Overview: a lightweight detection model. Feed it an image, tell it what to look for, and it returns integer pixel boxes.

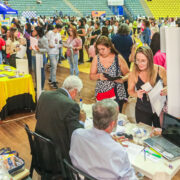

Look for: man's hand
[79,110,86,122]
[112,135,129,147]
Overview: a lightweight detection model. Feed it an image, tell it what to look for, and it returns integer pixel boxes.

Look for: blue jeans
[67,54,79,76]
[0,51,2,64]
[59,47,63,60]
[32,54,46,90]
[49,54,59,82]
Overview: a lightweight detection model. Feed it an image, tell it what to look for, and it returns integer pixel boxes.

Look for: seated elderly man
[35,75,84,177]
[70,99,137,180]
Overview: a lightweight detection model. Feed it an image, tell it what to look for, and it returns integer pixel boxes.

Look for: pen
[144,149,146,161]
[149,147,162,156]
[145,150,161,158]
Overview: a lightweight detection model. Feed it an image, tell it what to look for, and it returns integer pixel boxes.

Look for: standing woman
[77,19,86,64]
[112,23,133,68]
[90,36,129,112]
[150,32,166,69]
[128,46,167,127]
[64,27,82,76]
[141,20,151,46]
[6,27,20,67]
[24,23,32,72]
[30,26,48,90]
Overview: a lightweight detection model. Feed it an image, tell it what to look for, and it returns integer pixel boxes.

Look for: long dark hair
[101,27,109,37]
[35,26,44,38]
[150,32,160,55]
[13,22,22,33]
[95,36,118,55]
[78,19,84,29]
[46,24,54,34]
[25,23,32,34]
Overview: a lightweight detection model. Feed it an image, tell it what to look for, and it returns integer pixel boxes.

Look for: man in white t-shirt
[47,24,62,89]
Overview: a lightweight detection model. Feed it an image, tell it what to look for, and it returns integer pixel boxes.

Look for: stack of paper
[148,80,166,116]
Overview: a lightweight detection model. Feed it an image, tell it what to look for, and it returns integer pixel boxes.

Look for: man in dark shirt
[35,75,84,176]
[112,23,133,68]
[87,22,101,62]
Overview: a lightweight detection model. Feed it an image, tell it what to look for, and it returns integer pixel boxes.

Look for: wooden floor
[0,65,180,180]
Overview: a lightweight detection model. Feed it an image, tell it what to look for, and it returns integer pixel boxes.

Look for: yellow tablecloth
[0,65,36,112]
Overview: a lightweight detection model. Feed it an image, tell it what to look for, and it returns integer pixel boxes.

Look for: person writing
[70,99,137,180]
[35,75,85,178]
[128,46,167,127]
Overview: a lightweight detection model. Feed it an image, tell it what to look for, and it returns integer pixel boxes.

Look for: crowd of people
[0,14,172,125]
[1,14,174,179]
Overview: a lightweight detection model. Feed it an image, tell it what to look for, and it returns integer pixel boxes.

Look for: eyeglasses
[135,59,147,65]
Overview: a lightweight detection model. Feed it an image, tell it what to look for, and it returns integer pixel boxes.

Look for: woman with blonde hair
[90,36,129,112]
[128,46,167,127]
[64,27,82,76]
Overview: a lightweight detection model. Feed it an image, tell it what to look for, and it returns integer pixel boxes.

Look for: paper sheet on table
[148,80,166,116]
[16,45,27,59]
[30,36,38,50]
[123,141,144,163]
[84,117,93,129]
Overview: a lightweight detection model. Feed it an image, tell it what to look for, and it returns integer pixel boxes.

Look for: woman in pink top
[150,32,166,69]
[64,27,82,76]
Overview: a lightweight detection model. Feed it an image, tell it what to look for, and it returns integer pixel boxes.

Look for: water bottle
[79,98,83,109]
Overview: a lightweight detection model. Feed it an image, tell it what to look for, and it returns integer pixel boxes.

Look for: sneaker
[48,79,52,84]
[51,82,58,89]
[60,56,66,60]
[49,80,59,85]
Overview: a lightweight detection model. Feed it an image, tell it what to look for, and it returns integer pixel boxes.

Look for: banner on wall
[91,11,106,17]
[108,0,124,6]
[0,19,9,26]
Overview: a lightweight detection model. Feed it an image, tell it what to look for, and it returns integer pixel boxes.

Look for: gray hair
[117,23,130,35]
[62,75,83,92]
[93,99,119,130]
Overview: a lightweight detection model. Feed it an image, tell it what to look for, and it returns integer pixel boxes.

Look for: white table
[83,103,180,180]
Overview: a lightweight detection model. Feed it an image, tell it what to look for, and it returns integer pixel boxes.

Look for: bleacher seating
[146,0,180,19]
[69,0,113,17]
[124,0,146,18]
[7,0,77,17]
[7,0,113,17]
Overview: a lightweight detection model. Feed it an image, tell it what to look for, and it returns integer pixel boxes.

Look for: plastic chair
[24,124,66,180]
[63,159,97,180]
